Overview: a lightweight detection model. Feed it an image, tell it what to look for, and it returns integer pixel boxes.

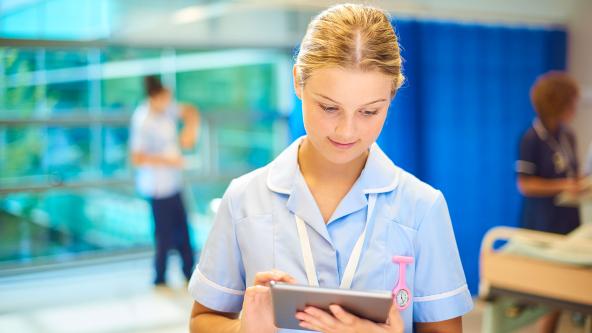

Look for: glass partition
[0,46,292,271]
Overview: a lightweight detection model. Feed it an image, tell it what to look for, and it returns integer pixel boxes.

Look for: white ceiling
[0,0,587,47]
[109,0,587,48]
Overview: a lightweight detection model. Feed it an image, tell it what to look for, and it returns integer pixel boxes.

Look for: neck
[540,118,560,135]
[147,100,161,114]
[298,137,368,184]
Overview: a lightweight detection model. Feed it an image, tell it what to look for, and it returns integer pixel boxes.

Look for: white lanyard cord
[295,212,319,286]
[295,193,377,289]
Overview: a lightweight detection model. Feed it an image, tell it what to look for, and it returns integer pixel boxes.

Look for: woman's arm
[415,317,462,333]
[179,104,200,149]
[517,175,577,197]
[190,301,240,333]
[190,271,296,333]
[131,151,183,167]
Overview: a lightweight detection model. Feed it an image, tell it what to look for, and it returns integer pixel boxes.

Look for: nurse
[516,71,583,235]
[189,4,473,333]
[516,72,584,333]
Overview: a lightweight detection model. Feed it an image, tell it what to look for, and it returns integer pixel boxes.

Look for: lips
[328,138,357,149]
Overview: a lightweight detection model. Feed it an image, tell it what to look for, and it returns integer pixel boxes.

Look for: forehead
[305,67,392,103]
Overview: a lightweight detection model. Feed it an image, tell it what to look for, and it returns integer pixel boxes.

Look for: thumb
[387,303,403,327]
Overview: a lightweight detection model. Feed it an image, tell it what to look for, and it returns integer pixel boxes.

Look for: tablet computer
[270,282,393,331]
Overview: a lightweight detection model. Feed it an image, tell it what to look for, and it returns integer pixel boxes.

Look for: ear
[293,65,302,100]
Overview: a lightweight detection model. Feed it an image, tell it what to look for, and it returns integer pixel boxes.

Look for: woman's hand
[296,302,404,333]
[239,270,296,333]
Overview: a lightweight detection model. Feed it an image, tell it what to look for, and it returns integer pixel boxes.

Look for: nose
[334,113,356,141]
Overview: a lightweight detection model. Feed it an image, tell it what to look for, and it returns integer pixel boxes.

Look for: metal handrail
[0,109,286,127]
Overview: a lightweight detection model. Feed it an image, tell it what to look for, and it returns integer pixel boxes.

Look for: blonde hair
[295,3,405,96]
[530,71,580,123]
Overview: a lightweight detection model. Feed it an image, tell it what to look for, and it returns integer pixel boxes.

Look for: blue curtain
[290,20,567,295]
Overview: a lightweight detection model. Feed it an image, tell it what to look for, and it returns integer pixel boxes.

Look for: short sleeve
[516,132,538,176]
[188,181,246,313]
[412,192,473,322]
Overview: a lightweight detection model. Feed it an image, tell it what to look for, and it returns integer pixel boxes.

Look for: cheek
[360,114,387,140]
[302,104,331,134]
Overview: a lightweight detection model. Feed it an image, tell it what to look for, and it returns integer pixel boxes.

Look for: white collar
[266,136,400,195]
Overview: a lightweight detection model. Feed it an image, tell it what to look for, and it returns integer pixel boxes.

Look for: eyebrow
[314,93,387,107]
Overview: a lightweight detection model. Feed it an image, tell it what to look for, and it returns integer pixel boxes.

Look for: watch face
[396,289,409,307]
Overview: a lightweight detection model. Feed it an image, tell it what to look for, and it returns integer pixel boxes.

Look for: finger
[244,285,272,310]
[271,269,297,284]
[329,304,357,326]
[244,285,270,300]
[298,320,319,332]
[295,310,329,332]
[387,303,404,328]
[254,270,296,286]
[304,306,339,329]
[253,271,278,286]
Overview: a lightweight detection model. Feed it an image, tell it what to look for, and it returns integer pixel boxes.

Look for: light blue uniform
[130,101,182,199]
[189,137,473,332]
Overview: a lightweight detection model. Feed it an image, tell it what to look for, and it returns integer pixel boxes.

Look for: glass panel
[101,126,129,176]
[101,77,144,112]
[1,86,44,118]
[2,127,45,180]
[0,183,226,266]
[46,81,90,113]
[44,49,89,70]
[177,63,280,174]
[44,127,92,181]
[176,64,277,110]
[1,48,39,75]
[0,187,151,265]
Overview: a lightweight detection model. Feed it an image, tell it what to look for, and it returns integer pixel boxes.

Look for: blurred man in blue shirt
[130,75,200,286]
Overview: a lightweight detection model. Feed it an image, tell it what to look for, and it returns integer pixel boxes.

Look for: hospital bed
[479,224,592,333]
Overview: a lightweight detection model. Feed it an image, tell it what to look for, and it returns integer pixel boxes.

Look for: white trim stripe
[516,160,536,174]
[196,267,245,296]
[414,284,469,302]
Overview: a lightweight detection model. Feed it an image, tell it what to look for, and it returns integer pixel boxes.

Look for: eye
[319,103,339,113]
[361,109,379,116]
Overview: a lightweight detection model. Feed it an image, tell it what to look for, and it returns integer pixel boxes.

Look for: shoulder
[397,168,442,209]
[227,167,269,197]
[382,166,443,231]
[224,165,273,220]
[518,127,541,154]
[131,104,150,127]
[521,126,538,144]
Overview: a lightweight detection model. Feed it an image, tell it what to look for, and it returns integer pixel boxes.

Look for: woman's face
[294,66,392,165]
[559,98,578,124]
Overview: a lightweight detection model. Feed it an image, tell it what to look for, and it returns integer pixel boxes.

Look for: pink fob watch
[391,256,414,310]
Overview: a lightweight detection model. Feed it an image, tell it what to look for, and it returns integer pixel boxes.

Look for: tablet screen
[270,282,393,331]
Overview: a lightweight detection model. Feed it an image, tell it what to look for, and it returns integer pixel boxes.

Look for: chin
[321,145,367,165]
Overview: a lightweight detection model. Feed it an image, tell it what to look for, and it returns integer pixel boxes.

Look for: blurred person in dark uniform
[515,71,585,333]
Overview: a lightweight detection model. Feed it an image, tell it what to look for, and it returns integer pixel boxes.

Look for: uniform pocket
[384,220,417,291]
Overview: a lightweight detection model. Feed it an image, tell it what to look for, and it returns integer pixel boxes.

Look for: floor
[0,256,585,333]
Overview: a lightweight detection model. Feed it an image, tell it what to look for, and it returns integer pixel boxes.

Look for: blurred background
[1,0,591,332]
